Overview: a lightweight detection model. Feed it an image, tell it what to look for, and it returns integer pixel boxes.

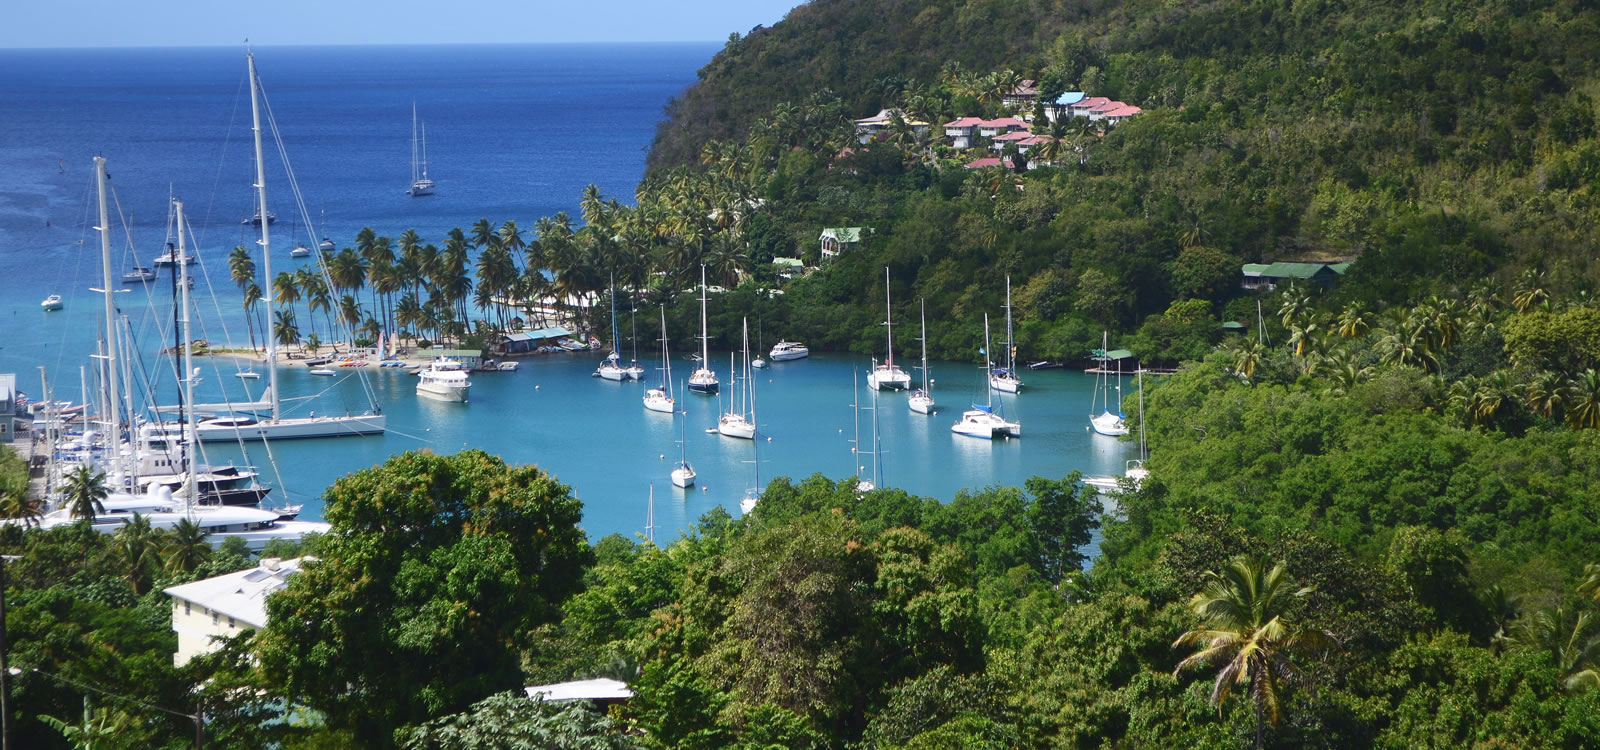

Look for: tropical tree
[114,513,165,595]
[241,282,263,353]
[1512,269,1550,313]
[1227,338,1265,381]
[1173,556,1334,749]
[1565,369,1600,429]
[0,487,41,528]
[62,464,108,520]
[1577,562,1600,603]
[1516,606,1600,692]
[163,517,212,575]
[304,332,322,357]
[1335,303,1371,338]
[273,309,300,347]
[227,245,256,291]
[1526,370,1567,419]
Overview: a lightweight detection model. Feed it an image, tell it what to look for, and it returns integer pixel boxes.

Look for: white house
[819,227,865,259]
[1002,79,1039,109]
[978,117,1028,138]
[163,557,306,666]
[943,117,984,148]
[1099,104,1144,125]
[1048,91,1085,121]
[1069,96,1111,118]
[854,109,929,145]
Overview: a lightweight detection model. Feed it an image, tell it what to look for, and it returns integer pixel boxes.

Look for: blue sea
[0,45,1137,543]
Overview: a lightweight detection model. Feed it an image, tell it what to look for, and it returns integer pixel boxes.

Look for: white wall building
[164,557,306,666]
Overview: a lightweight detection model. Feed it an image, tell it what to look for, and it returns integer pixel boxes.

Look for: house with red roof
[1002,79,1038,109]
[963,156,1013,169]
[1069,97,1111,118]
[978,117,1029,137]
[1099,104,1143,124]
[944,117,985,148]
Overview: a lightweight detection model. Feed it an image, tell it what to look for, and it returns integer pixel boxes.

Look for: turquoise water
[203,353,1138,540]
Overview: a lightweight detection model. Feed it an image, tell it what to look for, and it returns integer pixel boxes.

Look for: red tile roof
[1089,100,1125,113]
[944,117,985,128]
[980,117,1029,129]
[992,131,1034,141]
[1072,97,1111,110]
[963,157,1005,168]
[1100,105,1143,117]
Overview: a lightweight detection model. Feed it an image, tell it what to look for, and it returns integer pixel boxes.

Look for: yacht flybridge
[416,357,471,402]
[769,340,809,361]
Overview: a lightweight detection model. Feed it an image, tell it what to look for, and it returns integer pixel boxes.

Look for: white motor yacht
[40,294,63,311]
[416,357,471,402]
[33,489,329,552]
[769,341,809,361]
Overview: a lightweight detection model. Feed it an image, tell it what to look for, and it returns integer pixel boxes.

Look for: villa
[164,557,305,666]
[1241,261,1351,291]
[820,227,866,259]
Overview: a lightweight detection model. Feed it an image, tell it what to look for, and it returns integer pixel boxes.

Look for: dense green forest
[7,0,1600,746]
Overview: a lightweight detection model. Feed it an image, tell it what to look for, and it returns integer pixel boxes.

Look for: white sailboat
[751,320,769,369]
[951,314,1021,439]
[717,320,757,439]
[153,241,195,267]
[595,276,630,382]
[1126,369,1150,486]
[853,368,882,491]
[407,102,435,197]
[416,357,471,402]
[1089,330,1129,436]
[644,306,676,413]
[688,265,720,394]
[671,392,696,488]
[189,53,386,442]
[739,425,762,516]
[909,298,935,414]
[989,275,1023,393]
[867,267,911,390]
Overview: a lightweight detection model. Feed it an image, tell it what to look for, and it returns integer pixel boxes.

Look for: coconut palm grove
[5,0,1600,746]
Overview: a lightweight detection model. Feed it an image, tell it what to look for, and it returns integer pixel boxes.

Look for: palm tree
[1277,291,1312,329]
[62,464,108,521]
[1511,270,1550,313]
[1526,371,1567,419]
[304,332,321,357]
[227,245,256,291]
[0,488,41,528]
[114,512,164,595]
[1173,555,1334,749]
[1336,303,1371,338]
[273,309,300,347]
[1287,314,1330,358]
[273,271,301,332]
[242,282,264,353]
[1228,338,1265,381]
[163,518,212,575]
[1565,369,1600,429]
[1578,562,1600,603]
[1376,327,1440,373]
[1516,606,1600,692]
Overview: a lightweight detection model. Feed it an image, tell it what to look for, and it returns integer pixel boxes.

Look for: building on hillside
[977,116,1029,138]
[1069,96,1111,118]
[525,678,634,708]
[1002,79,1039,109]
[164,557,306,666]
[963,156,1013,169]
[771,257,806,279]
[820,227,866,260]
[1048,91,1085,121]
[854,109,929,145]
[943,117,985,148]
[1099,104,1144,125]
[1240,262,1351,291]
[990,130,1035,151]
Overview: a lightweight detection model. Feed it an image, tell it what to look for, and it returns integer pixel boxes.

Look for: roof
[505,326,575,342]
[1092,348,1136,360]
[1264,262,1337,279]
[1328,262,1352,274]
[1089,100,1125,113]
[963,157,1006,168]
[1073,97,1111,109]
[1008,79,1038,97]
[1054,91,1085,106]
[771,257,804,267]
[164,557,306,628]
[1101,105,1143,117]
[980,117,1028,129]
[524,678,634,703]
[820,227,863,243]
[944,117,985,128]
[854,108,895,125]
[1241,263,1271,276]
[427,349,481,358]
[1222,321,1246,330]
[992,131,1034,142]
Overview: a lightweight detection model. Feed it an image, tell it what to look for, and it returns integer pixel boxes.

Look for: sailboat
[688,265,720,394]
[643,306,676,413]
[184,52,385,442]
[739,424,762,515]
[1126,368,1150,486]
[717,320,756,439]
[909,299,935,414]
[851,371,874,491]
[951,314,1021,439]
[670,391,696,488]
[1089,331,1129,436]
[989,275,1023,393]
[867,267,911,390]
[407,103,436,197]
[595,276,630,381]
[625,303,646,380]
[751,319,769,369]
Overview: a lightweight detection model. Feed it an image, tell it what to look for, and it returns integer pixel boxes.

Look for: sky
[2,0,803,48]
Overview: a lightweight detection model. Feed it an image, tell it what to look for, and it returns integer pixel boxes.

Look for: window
[227,617,235,628]
[184,601,191,616]
[211,611,218,626]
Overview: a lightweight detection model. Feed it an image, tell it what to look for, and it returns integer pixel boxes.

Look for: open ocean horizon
[0,44,1135,546]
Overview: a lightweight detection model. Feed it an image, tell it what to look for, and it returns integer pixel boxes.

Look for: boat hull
[688,370,719,394]
[909,394,935,414]
[718,415,755,439]
[596,366,628,381]
[867,367,911,390]
[643,392,675,413]
[671,467,696,488]
[769,347,809,361]
[989,375,1022,393]
[417,382,469,402]
[1090,411,1129,436]
[193,414,387,442]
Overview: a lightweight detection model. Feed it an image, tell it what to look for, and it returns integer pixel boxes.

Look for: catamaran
[1089,330,1129,436]
[951,314,1021,439]
[643,306,676,413]
[408,102,436,197]
[717,320,757,439]
[989,275,1023,393]
[867,267,911,390]
[909,298,935,414]
[688,265,720,394]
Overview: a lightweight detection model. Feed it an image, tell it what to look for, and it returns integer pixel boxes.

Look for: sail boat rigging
[644,306,676,413]
[688,265,720,394]
[868,266,911,390]
[951,314,1021,438]
[408,102,435,197]
[595,275,630,381]
[1089,330,1129,436]
[717,319,756,439]
[909,298,935,414]
[671,379,697,488]
[990,275,1023,393]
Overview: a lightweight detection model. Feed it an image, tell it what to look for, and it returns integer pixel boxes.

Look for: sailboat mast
[660,306,672,398]
[1005,275,1015,371]
[420,120,429,181]
[177,200,198,509]
[883,267,894,366]
[93,157,121,472]
[983,314,993,409]
[920,299,930,396]
[1138,368,1147,461]
[699,265,710,363]
[609,273,619,355]
[852,371,862,480]
[248,53,280,422]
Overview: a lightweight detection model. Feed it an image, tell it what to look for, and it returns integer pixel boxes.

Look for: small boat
[752,355,769,370]
[40,294,63,311]
[769,340,809,361]
[153,242,195,267]
[234,369,260,380]
[1089,331,1129,436]
[644,307,677,414]
[318,237,336,252]
[951,315,1020,439]
[867,267,911,390]
[242,210,276,226]
[416,357,471,402]
[990,276,1024,394]
[670,393,696,488]
[122,267,156,283]
[909,299,935,415]
[289,244,311,258]
[717,323,757,439]
[688,265,720,394]
[408,103,436,197]
[1027,360,1063,370]
[309,368,336,377]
